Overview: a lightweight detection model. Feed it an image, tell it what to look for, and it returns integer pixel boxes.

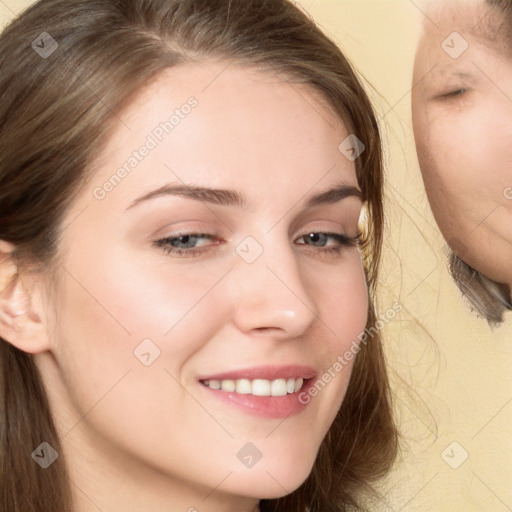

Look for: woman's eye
[440,88,467,99]
[164,234,209,249]
[154,233,220,256]
[296,232,360,256]
[153,231,360,258]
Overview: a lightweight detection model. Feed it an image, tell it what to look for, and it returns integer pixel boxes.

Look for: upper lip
[198,365,317,382]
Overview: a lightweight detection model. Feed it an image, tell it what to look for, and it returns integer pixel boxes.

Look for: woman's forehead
[102,62,347,157]
[82,61,358,217]
[422,0,508,46]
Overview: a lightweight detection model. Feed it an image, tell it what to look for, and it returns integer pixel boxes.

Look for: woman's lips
[197,364,317,382]
[197,365,317,418]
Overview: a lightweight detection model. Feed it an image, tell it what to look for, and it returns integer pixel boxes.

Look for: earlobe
[0,240,51,354]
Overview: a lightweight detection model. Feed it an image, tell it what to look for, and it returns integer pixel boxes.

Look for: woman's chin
[223,459,315,501]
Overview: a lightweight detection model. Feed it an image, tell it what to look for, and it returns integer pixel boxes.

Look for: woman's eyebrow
[425,66,476,87]
[125,182,363,211]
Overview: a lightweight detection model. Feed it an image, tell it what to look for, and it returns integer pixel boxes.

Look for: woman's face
[40,62,368,510]
[412,1,512,288]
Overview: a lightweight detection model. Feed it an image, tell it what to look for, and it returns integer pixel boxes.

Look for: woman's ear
[0,240,52,354]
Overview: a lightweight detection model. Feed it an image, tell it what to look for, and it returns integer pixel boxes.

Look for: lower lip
[198,380,315,419]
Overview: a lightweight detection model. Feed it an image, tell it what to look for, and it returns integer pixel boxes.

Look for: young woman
[412,0,512,325]
[0,1,398,510]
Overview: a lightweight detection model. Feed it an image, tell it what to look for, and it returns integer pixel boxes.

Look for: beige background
[2,1,511,510]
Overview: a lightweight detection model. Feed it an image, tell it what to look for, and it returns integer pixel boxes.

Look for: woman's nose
[229,237,321,340]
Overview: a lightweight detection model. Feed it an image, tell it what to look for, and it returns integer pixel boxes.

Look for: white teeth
[202,377,306,396]
[252,379,271,396]
[209,379,221,390]
[235,379,252,394]
[271,379,287,397]
[221,380,236,392]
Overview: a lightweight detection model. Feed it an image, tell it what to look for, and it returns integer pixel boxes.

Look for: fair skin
[0,61,368,512]
[412,0,512,291]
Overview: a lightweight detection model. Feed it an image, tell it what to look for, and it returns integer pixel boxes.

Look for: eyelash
[441,88,467,99]
[153,231,361,258]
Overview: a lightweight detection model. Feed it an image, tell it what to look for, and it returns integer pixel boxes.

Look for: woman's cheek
[332,253,368,337]
[82,244,223,341]
[311,252,368,364]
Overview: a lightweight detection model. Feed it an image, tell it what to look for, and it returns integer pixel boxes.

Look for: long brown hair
[0,1,398,510]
